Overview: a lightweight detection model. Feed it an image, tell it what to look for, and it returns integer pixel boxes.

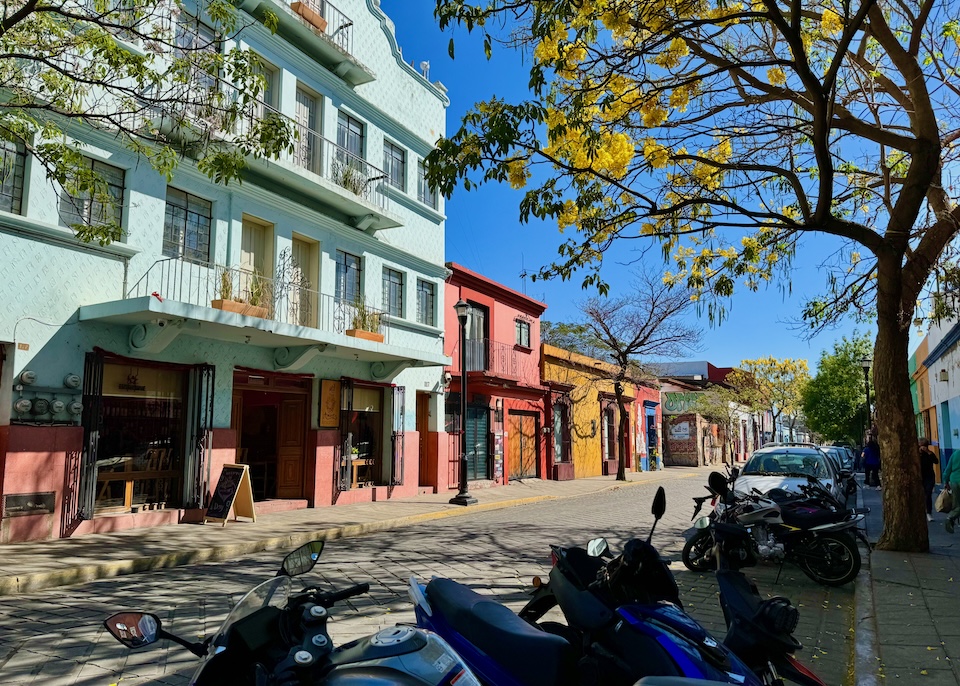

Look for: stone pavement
[0,472,854,685]
[859,483,960,684]
[0,466,708,596]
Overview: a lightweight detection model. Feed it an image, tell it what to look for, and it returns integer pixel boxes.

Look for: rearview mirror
[586,538,609,558]
[104,612,161,649]
[708,471,729,497]
[652,486,666,520]
[731,466,740,479]
[279,540,324,577]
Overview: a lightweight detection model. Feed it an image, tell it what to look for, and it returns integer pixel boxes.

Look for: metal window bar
[391,386,405,485]
[290,0,353,54]
[79,351,105,520]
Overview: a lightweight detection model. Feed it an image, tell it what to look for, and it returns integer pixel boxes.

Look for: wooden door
[277,397,306,498]
[508,412,538,480]
[295,87,319,173]
[417,392,431,486]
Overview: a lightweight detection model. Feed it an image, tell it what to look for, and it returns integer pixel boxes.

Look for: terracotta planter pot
[290,1,328,33]
[211,299,269,319]
[346,328,385,343]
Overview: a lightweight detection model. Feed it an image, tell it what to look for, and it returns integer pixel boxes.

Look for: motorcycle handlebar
[318,583,370,607]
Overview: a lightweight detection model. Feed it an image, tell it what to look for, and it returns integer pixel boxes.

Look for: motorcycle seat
[779,504,843,528]
[426,578,577,686]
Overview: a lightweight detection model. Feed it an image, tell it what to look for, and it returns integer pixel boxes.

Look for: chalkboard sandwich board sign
[204,464,256,526]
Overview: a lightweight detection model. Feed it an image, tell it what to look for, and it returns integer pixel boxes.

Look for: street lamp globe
[454,299,469,324]
[860,356,872,371]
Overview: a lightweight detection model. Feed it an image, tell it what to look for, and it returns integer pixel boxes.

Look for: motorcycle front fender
[772,654,828,686]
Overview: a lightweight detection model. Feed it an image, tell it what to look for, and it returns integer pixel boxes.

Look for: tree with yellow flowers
[429,0,958,551]
[738,357,811,441]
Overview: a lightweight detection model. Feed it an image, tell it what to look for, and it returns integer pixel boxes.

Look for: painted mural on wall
[663,392,701,414]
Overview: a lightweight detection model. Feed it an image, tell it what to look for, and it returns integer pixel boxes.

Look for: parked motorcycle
[410,487,766,686]
[702,473,827,686]
[103,541,482,686]
[682,470,866,586]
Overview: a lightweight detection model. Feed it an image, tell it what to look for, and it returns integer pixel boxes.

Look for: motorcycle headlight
[694,516,712,530]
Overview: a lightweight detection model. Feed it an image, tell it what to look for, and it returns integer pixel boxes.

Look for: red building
[429,263,549,490]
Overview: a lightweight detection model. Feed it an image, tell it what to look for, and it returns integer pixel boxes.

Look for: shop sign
[669,421,691,440]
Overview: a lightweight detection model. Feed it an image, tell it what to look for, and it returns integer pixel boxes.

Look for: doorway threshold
[254,499,309,515]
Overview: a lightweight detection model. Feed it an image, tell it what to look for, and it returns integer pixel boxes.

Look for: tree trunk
[615,382,628,481]
[875,257,928,552]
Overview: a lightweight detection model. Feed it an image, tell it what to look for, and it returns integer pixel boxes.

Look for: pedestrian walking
[862,434,881,489]
[942,453,960,533]
[920,438,939,522]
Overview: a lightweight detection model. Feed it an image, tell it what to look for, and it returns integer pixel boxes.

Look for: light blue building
[0,0,451,541]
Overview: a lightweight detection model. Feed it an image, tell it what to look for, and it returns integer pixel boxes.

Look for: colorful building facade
[435,263,548,490]
[0,0,451,542]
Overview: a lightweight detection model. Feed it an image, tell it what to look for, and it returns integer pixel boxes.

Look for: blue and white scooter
[408,487,765,686]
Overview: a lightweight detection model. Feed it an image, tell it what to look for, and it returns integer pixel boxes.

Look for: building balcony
[235,0,375,85]
[450,338,540,384]
[79,257,447,375]
[154,85,401,232]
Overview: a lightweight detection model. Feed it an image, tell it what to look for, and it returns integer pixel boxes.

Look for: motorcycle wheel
[682,529,716,572]
[797,532,861,586]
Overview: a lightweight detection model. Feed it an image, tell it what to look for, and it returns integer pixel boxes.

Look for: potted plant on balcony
[345,297,384,343]
[332,159,368,196]
[290,1,328,33]
[211,267,269,319]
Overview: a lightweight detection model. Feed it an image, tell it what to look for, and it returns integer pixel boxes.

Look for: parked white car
[735,444,845,504]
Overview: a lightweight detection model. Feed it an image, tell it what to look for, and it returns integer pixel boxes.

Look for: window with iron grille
[382,267,404,317]
[0,140,25,215]
[337,112,365,159]
[174,14,220,98]
[515,319,531,348]
[58,157,125,229]
[335,250,361,303]
[383,141,406,190]
[418,160,437,209]
[416,279,435,326]
[163,187,212,261]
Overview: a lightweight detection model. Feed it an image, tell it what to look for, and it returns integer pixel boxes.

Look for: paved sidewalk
[0,467,709,596]
[860,483,960,684]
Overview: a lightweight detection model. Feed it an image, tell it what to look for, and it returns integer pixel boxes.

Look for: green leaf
[448,37,455,59]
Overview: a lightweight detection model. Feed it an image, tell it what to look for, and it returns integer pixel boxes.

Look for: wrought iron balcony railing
[125,256,389,342]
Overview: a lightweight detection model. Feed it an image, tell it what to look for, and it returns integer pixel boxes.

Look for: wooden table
[351,458,374,488]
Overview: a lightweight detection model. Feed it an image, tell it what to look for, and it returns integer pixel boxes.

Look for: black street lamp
[450,299,477,506]
[861,356,873,433]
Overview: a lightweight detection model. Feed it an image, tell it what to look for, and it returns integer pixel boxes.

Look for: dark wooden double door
[233,374,309,500]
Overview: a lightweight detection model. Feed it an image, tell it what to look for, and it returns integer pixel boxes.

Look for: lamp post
[450,299,477,506]
[860,356,873,434]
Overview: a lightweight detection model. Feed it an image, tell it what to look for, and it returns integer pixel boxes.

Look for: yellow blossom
[506,159,530,189]
[767,67,786,86]
[821,9,843,36]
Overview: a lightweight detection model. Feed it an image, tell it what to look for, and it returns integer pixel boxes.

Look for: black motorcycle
[103,541,482,685]
[682,471,868,586]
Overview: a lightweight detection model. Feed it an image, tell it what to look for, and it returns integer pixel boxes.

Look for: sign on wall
[669,421,691,440]
[319,379,341,428]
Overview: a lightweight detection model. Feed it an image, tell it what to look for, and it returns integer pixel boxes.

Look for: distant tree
[540,321,606,359]
[739,358,811,441]
[802,334,873,443]
[575,270,703,480]
[0,0,292,244]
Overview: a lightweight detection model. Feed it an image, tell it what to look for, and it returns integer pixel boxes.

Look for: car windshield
[742,450,829,479]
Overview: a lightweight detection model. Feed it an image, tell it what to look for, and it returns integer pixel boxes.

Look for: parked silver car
[736,444,845,503]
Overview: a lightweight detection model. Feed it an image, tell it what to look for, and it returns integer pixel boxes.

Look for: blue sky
[380,1,874,370]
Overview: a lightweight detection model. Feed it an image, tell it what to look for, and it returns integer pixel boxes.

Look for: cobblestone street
[0,475,856,685]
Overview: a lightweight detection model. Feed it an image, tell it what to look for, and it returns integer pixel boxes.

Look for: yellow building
[541,344,644,479]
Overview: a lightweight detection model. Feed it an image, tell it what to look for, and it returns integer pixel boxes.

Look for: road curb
[0,471,688,596]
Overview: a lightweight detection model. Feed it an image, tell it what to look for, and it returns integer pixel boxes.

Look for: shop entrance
[233,371,309,501]
[508,411,539,480]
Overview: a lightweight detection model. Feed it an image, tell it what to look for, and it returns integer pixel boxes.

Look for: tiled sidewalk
[861,484,960,685]
[0,467,709,595]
